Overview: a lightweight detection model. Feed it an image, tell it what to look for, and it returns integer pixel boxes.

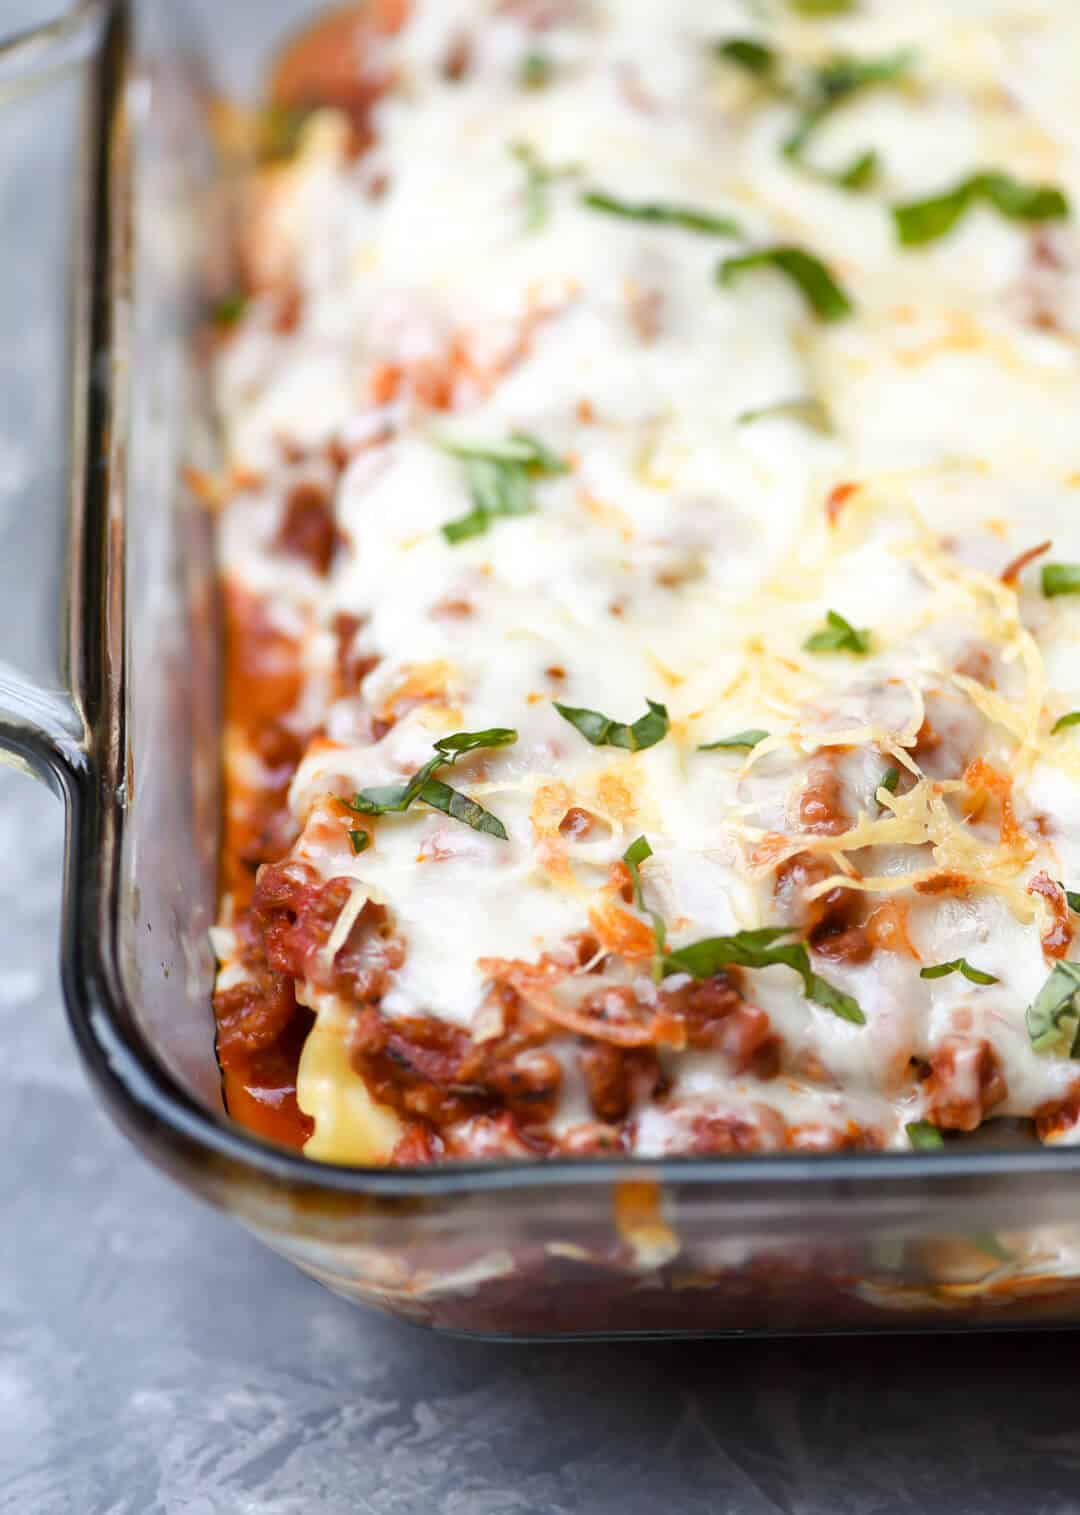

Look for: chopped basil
[348,829,370,856]
[714,37,778,79]
[440,432,567,543]
[348,728,517,841]
[211,292,248,327]
[790,0,857,13]
[879,766,900,796]
[977,172,1069,222]
[719,36,909,190]
[782,145,882,195]
[804,50,914,112]
[906,1120,944,1151]
[348,755,446,816]
[582,190,741,238]
[817,147,879,192]
[554,699,670,752]
[1059,883,1080,914]
[662,927,866,1025]
[717,246,853,321]
[804,609,872,655]
[441,510,491,545]
[699,729,770,752]
[920,958,999,986]
[416,779,510,839]
[520,51,554,89]
[737,395,832,433]
[622,835,653,911]
[510,141,581,231]
[442,434,567,469]
[659,925,788,977]
[783,50,914,185]
[622,835,669,982]
[807,971,866,1023]
[433,727,518,758]
[894,171,1069,248]
[1026,961,1080,1057]
[1052,712,1080,735]
[1042,562,1080,598]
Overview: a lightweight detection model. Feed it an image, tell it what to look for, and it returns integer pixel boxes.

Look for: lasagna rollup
[210,0,1080,1166]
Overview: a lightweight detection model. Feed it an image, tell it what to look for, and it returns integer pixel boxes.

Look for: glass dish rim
[29,0,1080,1207]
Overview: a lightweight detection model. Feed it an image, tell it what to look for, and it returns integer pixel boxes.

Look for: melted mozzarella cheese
[215,0,1080,1164]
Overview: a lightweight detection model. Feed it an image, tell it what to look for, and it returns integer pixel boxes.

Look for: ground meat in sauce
[559,806,595,839]
[1035,1084,1080,1143]
[1028,872,1074,960]
[333,611,380,695]
[220,585,308,906]
[275,480,344,576]
[579,1042,664,1122]
[655,974,782,1077]
[924,1037,1008,1132]
[348,999,561,1131]
[793,757,848,842]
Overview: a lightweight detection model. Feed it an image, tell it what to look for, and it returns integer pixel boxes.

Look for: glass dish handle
[0,2,110,789]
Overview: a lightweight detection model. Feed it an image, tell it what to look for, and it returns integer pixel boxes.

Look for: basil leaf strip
[816,147,878,192]
[714,37,778,78]
[442,434,567,469]
[719,38,909,190]
[441,432,567,543]
[510,141,581,231]
[622,835,669,982]
[622,835,653,912]
[783,50,914,182]
[433,727,518,758]
[894,171,1069,248]
[662,927,794,977]
[807,49,914,110]
[417,779,509,841]
[348,729,517,840]
[582,191,741,238]
[1027,961,1080,1056]
[790,0,857,13]
[349,755,446,816]
[555,699,670,752]
[717,246,853,321]
[662,929,865,1025]
[1052,712,1080,735]
[919,958,999,986]
[804,609,872,655]
[348,829,370,855]
[520,51,553,89]
[737,395,832,433]
[699,729,770,752]
[1042,562,1080,598]
[906,1120,944,1151]
[1059,883,1080,914]
[879,766,900,795]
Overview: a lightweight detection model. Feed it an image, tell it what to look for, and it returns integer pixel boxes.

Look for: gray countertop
[3,3,1080,1511]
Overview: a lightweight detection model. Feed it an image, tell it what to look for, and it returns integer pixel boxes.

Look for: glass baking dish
[8,0,1080,1339]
